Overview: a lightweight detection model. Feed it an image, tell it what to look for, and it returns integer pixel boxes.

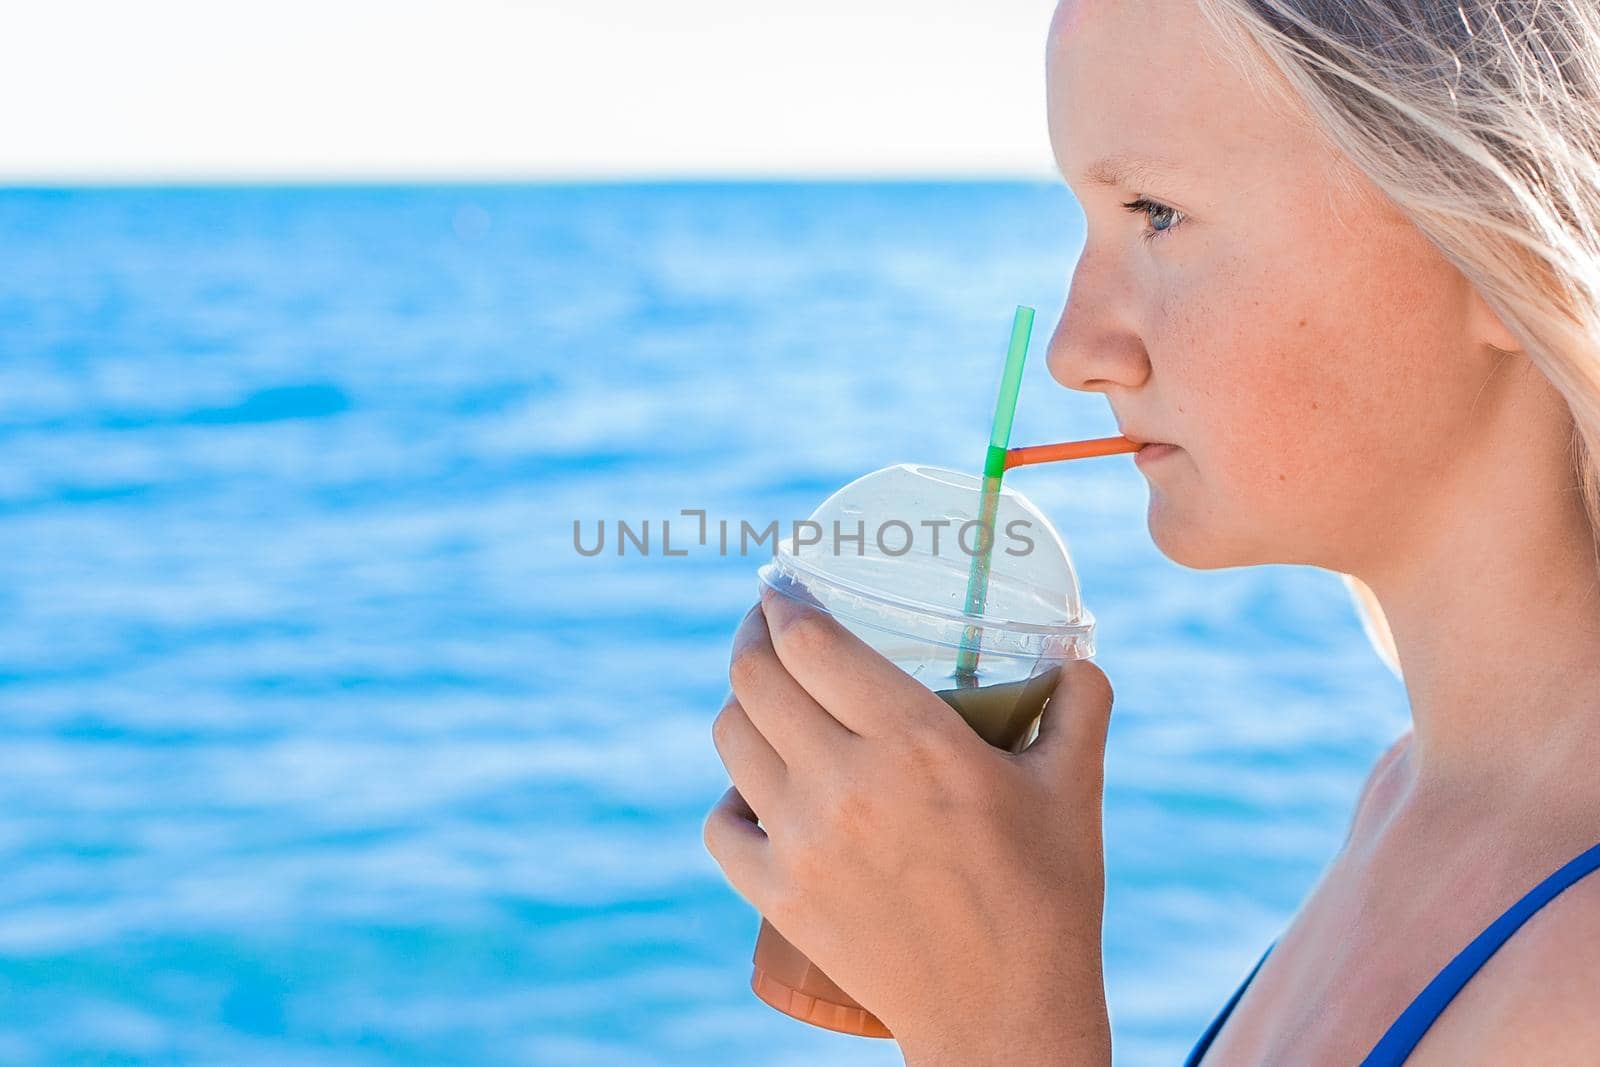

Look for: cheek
[1153,258,1355,485]
[1148,229,1473,551]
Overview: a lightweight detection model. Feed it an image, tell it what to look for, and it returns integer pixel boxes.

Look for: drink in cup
[749,461,1097,1038]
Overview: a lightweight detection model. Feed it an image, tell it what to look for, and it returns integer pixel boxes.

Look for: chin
[1145,493,1277,571]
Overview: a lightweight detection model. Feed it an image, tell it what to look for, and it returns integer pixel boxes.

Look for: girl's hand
[703,584,1115,1066]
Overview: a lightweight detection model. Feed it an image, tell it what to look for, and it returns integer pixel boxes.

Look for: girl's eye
[1121,196,1184,241]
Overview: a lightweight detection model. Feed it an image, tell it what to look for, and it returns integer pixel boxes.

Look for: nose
[1046,248,1152,395]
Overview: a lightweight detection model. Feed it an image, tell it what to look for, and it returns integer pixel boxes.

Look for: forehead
[1047,0,1220,91]
[1045,0,1291,182]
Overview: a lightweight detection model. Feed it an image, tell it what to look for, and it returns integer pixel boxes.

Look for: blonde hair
[1196,0,1600,679]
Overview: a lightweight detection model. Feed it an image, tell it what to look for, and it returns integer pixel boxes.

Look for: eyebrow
[1079,153,1181,189]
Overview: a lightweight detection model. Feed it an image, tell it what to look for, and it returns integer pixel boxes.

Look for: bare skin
[1047,0,1600,1061]
[706,0,1600,1062]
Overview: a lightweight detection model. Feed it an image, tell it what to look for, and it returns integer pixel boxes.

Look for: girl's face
[1045,0,1520,574]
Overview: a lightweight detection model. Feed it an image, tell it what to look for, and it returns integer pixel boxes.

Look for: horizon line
[0,170,1067,190]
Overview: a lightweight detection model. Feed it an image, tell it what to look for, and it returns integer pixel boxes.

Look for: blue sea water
[0,183,1409,1066]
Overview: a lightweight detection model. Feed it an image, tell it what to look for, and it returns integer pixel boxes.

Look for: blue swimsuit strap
[1181,944,1272,1067]
[1184,838,1600,1067]
[1359,837,1600,1065]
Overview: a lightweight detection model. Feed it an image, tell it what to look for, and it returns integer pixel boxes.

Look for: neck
[1359,437,1600,797]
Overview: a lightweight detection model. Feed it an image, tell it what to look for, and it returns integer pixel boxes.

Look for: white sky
[1,0,1062,181]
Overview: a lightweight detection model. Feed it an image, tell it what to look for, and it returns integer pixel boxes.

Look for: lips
[1132,441,1179,467]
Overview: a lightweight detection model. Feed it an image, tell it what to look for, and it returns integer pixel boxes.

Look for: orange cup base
[749,967,893,1039]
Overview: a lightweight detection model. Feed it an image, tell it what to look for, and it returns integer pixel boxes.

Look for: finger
[758,581,957,741]
[702,785,774,909]
[711,692,788,821]
[730,598,855,763]
[1023,658,1114,789]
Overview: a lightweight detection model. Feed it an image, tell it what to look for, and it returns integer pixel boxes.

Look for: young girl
[704,0,1600,1062]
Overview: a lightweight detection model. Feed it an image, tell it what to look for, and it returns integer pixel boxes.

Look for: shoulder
[1344,731,1413,841]
[1412,849,1600,1065]
[1368,730,1412,788]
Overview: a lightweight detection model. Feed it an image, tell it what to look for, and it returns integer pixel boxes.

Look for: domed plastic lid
[759,463,1094,659]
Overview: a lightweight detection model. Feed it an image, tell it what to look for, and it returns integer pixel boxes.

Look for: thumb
[1024,657,1114,783]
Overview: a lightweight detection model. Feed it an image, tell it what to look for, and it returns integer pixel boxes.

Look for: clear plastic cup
[747,463,1096,1038]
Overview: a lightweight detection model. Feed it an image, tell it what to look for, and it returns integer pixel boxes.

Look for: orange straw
[1003,435,1141,469]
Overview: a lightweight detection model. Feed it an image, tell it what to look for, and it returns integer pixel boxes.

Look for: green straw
[955,305,1035,683]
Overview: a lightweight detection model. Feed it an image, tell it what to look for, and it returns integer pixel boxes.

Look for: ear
[1468,287,1522,354]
